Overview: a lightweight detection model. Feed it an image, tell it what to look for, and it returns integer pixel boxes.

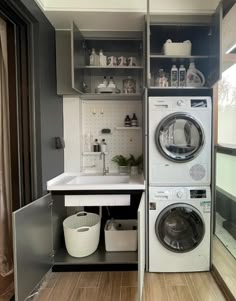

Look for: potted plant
[112,155,129,174]
[128,154,143,176]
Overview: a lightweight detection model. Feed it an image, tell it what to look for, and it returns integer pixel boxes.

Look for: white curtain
[0,17,13,276]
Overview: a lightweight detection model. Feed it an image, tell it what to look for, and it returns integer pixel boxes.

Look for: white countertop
[47,173,145,191]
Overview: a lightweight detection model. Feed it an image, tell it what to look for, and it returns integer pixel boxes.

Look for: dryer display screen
[190,190,207,198]
[191,99,207,107]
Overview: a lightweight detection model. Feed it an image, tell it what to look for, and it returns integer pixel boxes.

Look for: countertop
[47,173,145,191]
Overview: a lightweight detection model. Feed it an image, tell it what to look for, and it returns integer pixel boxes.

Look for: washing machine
[149,186,211,272]
[149,96,212,186]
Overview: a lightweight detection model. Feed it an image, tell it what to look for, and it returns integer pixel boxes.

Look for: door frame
[0,0,42,203]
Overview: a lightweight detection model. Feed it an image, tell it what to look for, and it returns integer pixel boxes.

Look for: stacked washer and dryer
[148,96,212,272]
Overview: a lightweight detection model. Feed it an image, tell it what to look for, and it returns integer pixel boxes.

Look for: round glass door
[155,113,204,162]
[155,204,205,253]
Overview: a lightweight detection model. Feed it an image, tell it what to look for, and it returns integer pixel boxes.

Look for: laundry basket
[63,211,101,257]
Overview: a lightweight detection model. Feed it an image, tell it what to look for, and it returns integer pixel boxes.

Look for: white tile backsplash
[63,97,143,174]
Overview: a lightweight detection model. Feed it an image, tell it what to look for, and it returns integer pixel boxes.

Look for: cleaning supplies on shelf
[107,56,117,66]
[179,64,186,87]
[107,76,116,89]
[156,69,169,87]
[117,56,127,66]
[123,76,136,94]
[89,48,99,66]
[93,139,100,152]
[186,62,205,87]
[99,49,107,66]
[131,113,138,127]
[124,115,131,127]
[170,64,178,87]
[100,139,107,152]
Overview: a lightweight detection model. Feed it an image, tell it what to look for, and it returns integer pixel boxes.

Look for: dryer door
[155,113,204,162]
[155,204,205,253]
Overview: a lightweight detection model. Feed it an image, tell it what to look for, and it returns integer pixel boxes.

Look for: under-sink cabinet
[13,190,146,301]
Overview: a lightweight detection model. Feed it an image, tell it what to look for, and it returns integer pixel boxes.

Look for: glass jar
[123,76,136,94]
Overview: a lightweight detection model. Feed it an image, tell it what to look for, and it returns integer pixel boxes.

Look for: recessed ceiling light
[226,43,236,54]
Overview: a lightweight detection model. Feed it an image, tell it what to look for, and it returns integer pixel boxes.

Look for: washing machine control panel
[176,191,184,198]
[177,99,184,106]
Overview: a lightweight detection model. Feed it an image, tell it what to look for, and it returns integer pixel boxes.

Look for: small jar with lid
[123,76,136,94]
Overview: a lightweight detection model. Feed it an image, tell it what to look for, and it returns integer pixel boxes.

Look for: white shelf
[82,152,108,156]
[115,127,142,130]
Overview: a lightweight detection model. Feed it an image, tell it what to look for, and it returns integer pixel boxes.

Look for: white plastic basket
[163,39,192,56]
[63,211,101,258]
[104,219,137,252]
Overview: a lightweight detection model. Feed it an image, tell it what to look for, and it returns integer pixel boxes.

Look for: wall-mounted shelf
[115,127,142,130]
[82,152,108,156]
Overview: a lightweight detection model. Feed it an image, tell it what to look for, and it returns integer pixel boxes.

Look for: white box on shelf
[104,219,137,252]
[163,39,192,56]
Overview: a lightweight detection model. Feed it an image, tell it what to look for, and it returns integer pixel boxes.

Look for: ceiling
[34,0,221,31]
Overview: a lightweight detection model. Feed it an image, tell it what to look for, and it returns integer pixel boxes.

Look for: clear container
[123,76,136,94]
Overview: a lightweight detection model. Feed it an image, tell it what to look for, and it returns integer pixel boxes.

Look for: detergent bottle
[186,62,205,87]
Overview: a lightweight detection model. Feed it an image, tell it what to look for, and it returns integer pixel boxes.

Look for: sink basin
[67,175,130,185]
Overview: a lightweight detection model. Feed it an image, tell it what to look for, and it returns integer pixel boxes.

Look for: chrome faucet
[100,152,109,175]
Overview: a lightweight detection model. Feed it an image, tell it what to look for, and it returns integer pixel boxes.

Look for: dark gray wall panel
[20,0,64,194]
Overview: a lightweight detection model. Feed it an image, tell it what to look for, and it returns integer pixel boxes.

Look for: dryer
[149,96,212,186]
[148,186,211,272]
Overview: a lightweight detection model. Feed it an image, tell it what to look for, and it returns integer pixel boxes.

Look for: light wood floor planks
[34,270,226,301]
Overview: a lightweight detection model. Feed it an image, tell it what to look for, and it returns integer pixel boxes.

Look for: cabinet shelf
[150,54,209,59]
[53,243,138,267]
[149,86,209,89]
[115,127,142,130]
[78,65,144,69]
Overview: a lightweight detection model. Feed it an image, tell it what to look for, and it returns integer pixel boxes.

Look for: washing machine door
[155,113,204,162]
[155,204,205,253]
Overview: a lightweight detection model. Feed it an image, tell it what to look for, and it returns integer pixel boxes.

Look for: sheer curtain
[0,17,13,276]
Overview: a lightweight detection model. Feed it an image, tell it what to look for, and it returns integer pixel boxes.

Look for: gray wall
[20,0,64,195]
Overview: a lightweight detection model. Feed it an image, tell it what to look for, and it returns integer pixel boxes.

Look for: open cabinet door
[71,22,85,93]
[13,194,53,301]
[138,192,146,301]
[209,1,222,87]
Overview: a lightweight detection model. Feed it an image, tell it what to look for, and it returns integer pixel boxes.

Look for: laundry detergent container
[63,211,101,257]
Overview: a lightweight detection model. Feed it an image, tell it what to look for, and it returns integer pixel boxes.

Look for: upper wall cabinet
[146,2,222,90]
[56,22,144,99]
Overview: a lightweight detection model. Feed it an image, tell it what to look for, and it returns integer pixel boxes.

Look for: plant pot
[119,166,129,175]
[130,166,138,176]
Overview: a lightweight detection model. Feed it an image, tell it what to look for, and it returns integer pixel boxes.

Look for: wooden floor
[34,271,226,301]
[213,236,236,299]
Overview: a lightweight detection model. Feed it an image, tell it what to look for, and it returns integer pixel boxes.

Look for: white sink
[67,175,130,185]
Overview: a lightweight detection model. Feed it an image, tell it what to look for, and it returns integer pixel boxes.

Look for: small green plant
[112,155,129,166]
[128,154,143,167]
